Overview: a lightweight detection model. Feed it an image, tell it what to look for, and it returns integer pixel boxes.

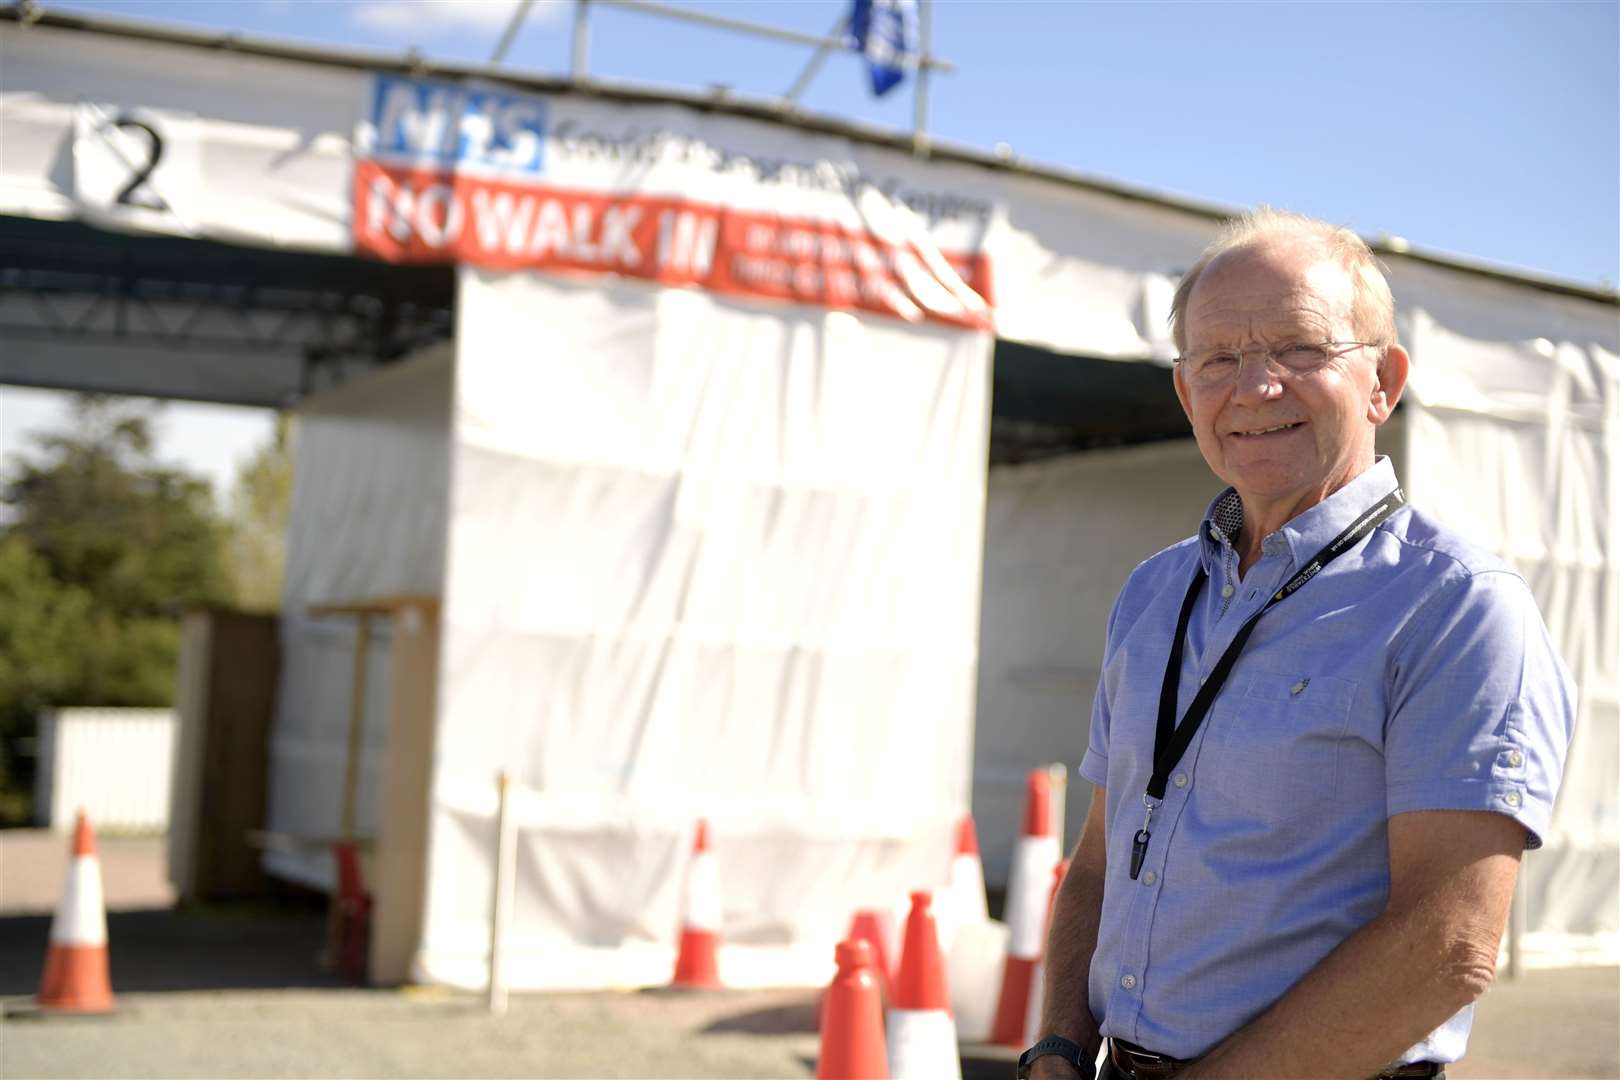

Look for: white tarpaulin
[413,269,992,988]
[1398,264,1618,964]
[0,24,356,248]
[266,347,452,886]
[0,22,1212,358]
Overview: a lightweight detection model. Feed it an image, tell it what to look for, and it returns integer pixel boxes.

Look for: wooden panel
[369,601,441,985]
[189,610,279,900]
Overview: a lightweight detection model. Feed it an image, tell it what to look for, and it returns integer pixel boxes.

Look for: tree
[5,396,229,617]
[222,415,292,612]
[0,394,231,822]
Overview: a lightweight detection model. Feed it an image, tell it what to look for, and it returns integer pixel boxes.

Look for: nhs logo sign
[365,75,546,175]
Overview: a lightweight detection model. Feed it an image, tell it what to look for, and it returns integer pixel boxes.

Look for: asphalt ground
[1,830,1615,1079]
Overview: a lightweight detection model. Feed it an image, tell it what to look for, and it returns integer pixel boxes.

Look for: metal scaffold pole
[490,0,535,65]
[913,0,932,154]
[572,0,592,83]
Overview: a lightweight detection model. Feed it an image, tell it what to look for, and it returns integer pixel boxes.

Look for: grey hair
[1168,207,1397,353]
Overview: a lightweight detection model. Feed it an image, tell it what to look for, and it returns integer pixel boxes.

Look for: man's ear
[1368,344,1409,425]
[1173,362,1195,423]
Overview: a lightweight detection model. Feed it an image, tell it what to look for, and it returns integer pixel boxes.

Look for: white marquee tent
[2,8,1613,987]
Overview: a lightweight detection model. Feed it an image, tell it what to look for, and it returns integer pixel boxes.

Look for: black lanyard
[1129,487,1407,880]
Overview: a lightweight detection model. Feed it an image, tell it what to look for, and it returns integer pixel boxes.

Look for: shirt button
[1507,750,1524,767]
[1173,773,1189,788]
[1504,792,1522,808]
[1221,583,1234,598]
[1121,974,1137,990]
[1142,870,1157,885]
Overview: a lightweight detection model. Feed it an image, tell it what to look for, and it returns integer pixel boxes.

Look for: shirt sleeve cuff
[1386,778,1549,849]
[1080,748,1109,789]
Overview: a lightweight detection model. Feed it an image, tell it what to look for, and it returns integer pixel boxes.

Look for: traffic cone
[935,814,989,961]
[990,768,1062,1045]
[887,891,960,1080]
[948,815,990,926]
[845,909,896,999]
[38,811,115,1013]
[1022,859,1069,1045]
[817,937,890,1079]
[670,818,722,989]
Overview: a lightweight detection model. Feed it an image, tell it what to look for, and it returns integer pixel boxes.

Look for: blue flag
[848,0,918,97]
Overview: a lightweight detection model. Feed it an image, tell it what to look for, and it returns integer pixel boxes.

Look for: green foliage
[5,396,229,617]
[0,395,234,822]
[0,535,94,717]
[222,415,292,613]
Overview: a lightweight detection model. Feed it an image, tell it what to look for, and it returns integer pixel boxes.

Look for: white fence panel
[35,708,178,833]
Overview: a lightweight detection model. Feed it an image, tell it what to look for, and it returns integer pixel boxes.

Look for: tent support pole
[488,772,517,1014]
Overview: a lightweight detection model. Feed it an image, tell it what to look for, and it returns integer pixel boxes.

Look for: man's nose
[1229,352,1285,403]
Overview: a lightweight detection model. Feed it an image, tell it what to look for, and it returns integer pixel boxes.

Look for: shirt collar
[1198,457,1402,570]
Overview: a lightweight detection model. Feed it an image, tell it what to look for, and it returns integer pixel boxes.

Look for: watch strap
[1017,1035,1094,1080]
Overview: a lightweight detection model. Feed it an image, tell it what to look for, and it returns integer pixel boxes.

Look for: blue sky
[3,0,1617,495]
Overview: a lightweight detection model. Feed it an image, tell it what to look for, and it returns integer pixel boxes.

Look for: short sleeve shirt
[1079,457,1576,1064]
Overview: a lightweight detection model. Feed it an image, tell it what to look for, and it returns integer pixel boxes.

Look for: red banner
[353,161,993,330]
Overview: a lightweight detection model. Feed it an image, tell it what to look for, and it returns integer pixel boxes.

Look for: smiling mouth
[1231,421,1305,437]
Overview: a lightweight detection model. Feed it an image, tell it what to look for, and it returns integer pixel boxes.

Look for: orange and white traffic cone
[845,908,896,1000]
[935,813,989,957]
[1023,859,1070,1044]
[990,768,1061,1045]
[38,811,115,1013]
[887,891,960,1080]
[817,937,890,1079]
[941,813,996,1040]
[670,818,722,989]
[948,815,990,927]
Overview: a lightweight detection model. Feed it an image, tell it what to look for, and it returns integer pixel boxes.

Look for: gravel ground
[2,986,828,1079]
[2,831,1614,1080]
[3,969,1616,1080]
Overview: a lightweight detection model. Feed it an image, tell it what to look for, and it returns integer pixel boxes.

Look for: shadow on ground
[0,906,346,995]
[701,998,819,1035]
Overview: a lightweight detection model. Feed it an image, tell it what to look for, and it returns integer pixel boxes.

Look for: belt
[1107,1040,1443,1080]
[1108,1040,1191,1080]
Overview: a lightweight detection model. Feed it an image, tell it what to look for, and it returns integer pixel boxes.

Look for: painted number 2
[106,115,169,212]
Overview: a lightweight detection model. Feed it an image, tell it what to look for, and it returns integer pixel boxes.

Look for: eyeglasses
[1175,341,1381,387]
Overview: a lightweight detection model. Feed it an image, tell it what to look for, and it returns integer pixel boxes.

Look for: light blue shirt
[1079,457,1575,1064]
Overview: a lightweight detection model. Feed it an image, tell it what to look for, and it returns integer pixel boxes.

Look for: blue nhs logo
[368,75,545,174]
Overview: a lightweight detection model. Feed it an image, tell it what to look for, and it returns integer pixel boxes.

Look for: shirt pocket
[1200,670,1358,827]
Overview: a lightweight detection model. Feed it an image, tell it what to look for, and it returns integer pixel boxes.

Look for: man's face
[1173,238,1406,520]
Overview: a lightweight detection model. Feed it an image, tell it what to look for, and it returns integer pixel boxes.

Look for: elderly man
[1017,209,1574,1080]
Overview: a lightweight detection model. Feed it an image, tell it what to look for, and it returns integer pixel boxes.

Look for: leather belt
[1108,1040,1191,1080]
[1106,1040,1443,1080]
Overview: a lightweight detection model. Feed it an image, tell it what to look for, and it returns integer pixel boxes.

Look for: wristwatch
[1017,1035,1094,1080]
